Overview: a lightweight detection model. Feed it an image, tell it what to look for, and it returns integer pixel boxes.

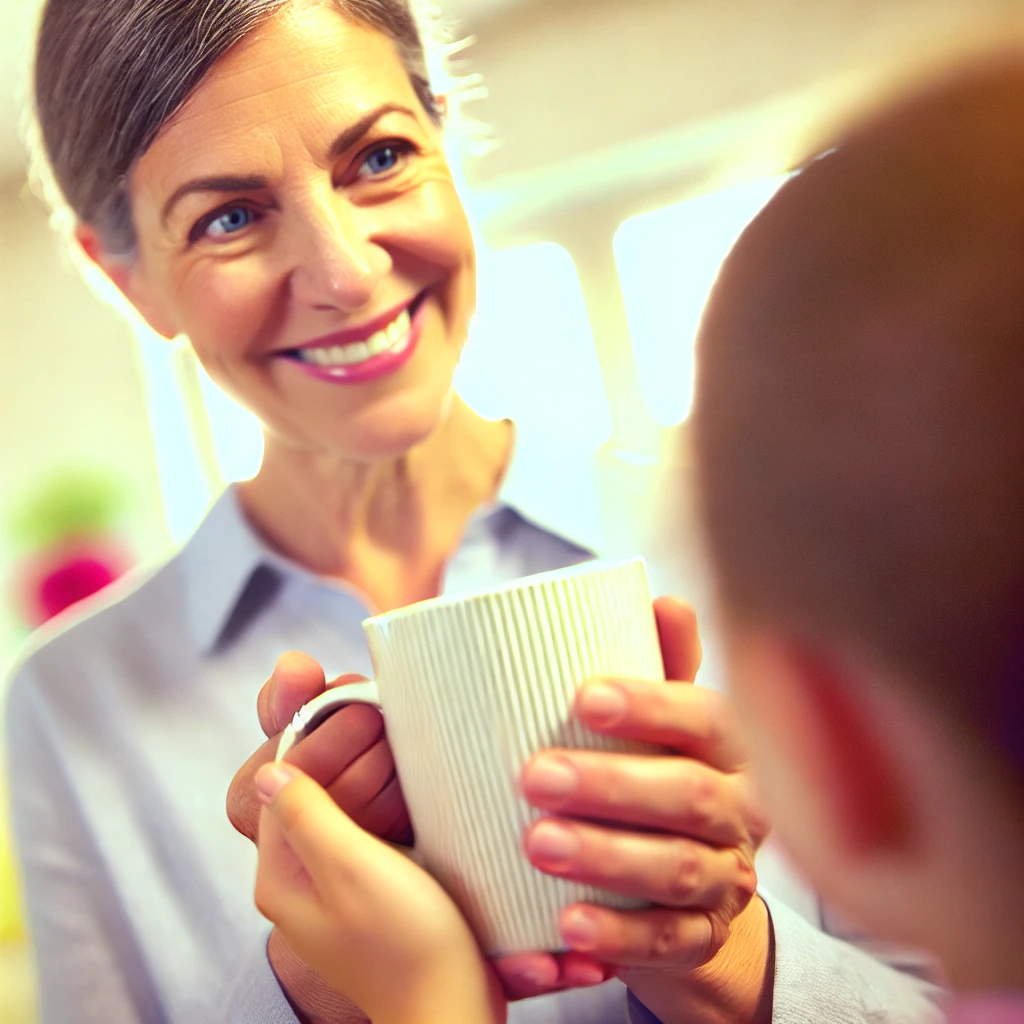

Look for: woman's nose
[287,193,391,311]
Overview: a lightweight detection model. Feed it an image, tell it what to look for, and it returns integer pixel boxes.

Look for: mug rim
[362,554,647,629]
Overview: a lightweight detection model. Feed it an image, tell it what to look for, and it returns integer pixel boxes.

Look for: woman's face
[119,0,476,462]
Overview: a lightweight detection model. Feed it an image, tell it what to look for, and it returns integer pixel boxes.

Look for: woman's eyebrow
[160,103,419,226]
[327,102,418,160]
[161,175,267,227]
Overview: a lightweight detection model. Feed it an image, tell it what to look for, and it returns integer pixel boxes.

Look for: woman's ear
[75,223,179,340]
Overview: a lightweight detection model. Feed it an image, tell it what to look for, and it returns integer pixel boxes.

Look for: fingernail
[561,907,600,951]
[577,682,628,727]
[524,756,579,800]
[255,762,295,805]
[527,820,581,868]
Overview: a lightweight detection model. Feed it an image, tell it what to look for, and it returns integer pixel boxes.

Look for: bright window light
[135,337,214,544]
[195,367,264,485]
[456,242,612,448]
[615,176,789,427]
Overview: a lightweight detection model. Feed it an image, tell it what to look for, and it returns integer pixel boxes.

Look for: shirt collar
[180,487,270,654]
[179,427,622,654]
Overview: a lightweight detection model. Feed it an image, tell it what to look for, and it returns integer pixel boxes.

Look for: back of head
[693,54,1024,788]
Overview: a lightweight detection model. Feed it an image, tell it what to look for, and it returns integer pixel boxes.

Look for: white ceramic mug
[276,556,666,956]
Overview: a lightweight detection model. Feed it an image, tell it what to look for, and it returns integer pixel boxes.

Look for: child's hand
[254,761,506,1024]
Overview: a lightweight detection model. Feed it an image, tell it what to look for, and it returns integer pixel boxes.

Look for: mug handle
[273,681,426,865]
[275,680,382,761]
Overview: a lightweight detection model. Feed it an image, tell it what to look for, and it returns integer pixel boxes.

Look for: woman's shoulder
[4,544,195,715]
[6,486,261,697]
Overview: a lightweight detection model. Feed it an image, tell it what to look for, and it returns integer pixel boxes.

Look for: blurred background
[1,0,1021,1019]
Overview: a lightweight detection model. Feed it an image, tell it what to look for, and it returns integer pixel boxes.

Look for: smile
[294,307,411,368]
[281,292,427,385]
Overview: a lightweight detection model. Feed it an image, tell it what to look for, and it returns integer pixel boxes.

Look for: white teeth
[367,330,391,356]
[294,304,415,369]
[392,310,411,339]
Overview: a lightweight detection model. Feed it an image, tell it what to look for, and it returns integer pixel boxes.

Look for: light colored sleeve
[624,892,944,1024]
[8,671,305,1024]
[216,931,303,1023]
[6,669,304,1024]
[763,891,944,1024]
[509,981,628,1023]
[5,670,162,1023]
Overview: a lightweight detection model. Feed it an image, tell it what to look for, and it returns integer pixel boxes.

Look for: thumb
[258,652,327,738]
[653,595,703,683]
[256,762,371,890]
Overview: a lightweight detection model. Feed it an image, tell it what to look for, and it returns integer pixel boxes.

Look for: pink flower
[36,555,122,622]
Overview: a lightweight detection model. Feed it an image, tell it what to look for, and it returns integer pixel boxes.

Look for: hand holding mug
[227,653,410,846]
[254,762,505,1024]
[516,597,774,1022]
[275,557,665,956]
[226,654,412,1022]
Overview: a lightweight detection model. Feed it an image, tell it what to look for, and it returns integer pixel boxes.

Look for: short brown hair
[693,56,1024,775]
[33,0,443,254]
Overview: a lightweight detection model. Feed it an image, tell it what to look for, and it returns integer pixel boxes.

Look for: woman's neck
[238,397,513,610]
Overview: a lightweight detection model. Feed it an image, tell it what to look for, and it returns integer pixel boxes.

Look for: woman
[6,1,941,1022]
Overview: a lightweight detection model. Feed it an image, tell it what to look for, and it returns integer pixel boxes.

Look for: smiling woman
[41,3,477,474]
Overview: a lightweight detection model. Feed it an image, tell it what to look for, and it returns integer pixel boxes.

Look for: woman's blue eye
[359,145,403,178]
[206,206,256,238]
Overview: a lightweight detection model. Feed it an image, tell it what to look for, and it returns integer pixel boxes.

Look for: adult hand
[517,597,774,1024]
[227,652,411,847]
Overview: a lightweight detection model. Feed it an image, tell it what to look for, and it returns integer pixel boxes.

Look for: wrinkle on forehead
[164,8,411,136]
[132,3,426,214]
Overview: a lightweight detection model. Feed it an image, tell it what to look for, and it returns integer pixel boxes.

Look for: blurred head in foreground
[693,52,1024,993]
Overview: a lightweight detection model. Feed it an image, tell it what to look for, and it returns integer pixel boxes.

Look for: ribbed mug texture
[362,557,665,955]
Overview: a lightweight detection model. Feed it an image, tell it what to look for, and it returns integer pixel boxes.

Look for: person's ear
[728,629,915,895]
[76,223,179,340]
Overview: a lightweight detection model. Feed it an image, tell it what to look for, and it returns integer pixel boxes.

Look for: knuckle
[646,916,681,960]
[682,771,719,833]
[593,761,627,811]
[667,844,702,903]
[276,796,312,835]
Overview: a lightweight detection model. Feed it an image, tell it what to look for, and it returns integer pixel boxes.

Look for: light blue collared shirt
[5,433,942,1023]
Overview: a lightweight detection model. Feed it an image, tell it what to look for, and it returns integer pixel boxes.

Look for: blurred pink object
[18,539,130,626]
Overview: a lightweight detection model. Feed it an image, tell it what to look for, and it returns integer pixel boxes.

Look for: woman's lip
[284,294,426,386]
[282,291,427,353]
